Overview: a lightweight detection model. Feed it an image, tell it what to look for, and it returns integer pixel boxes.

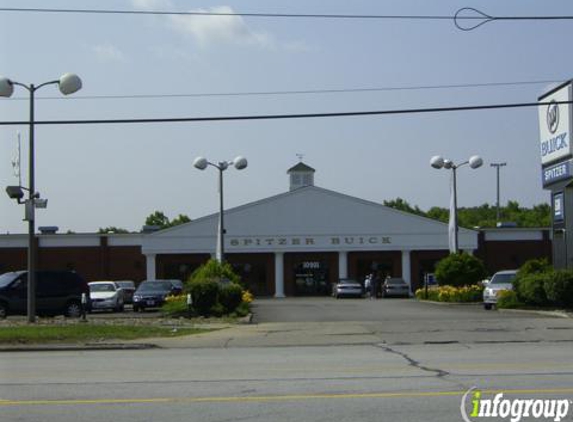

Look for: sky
[0,0,571,234]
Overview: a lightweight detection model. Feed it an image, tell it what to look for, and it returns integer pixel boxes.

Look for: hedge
[434,253,487,287]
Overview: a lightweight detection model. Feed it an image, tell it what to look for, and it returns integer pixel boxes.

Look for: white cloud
[130,0,173,10]
[93,44,126,63]
[168,6,274,48]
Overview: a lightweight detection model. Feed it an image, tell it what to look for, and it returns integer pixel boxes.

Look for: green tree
[144,211,191,230]
[383,198,425,216]
[145,211,171,229]
[170,214,191,226]
[98,226,130,234]
[434,252,488,287]
[384,198,550,228]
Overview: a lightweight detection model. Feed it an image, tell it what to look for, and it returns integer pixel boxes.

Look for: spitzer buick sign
[539,83,572,166]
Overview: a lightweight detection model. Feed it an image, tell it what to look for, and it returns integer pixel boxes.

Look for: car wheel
[484,303,493,310]
[65,301,82,318]
[0,302,7,319]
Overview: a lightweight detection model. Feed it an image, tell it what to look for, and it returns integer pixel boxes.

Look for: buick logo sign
[547,101,559,134]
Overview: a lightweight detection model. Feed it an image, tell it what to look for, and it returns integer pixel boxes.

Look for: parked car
[88,281,124,312]
[0,270,90,318]
[332,278,364,299]
[381,277,410,298]
[483,270,518,310]
[132,280,177,312]
[115,280,136,304]
[161,279,184,295]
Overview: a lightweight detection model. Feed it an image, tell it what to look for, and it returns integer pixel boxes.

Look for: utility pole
[490,162,507,223]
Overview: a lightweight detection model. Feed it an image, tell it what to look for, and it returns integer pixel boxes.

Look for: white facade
[143,186,478,296]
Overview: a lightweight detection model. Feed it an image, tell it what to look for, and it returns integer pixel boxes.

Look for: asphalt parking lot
[251,296,527,323]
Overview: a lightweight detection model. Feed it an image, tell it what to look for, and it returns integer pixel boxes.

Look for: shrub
[544,270,573,308]
[219,283,244,314]
[434,253,488,287]
[188,259,241,287]
[515,273,549,306]
[242,290,254,304]
[415,284,483,303]
[188,279,220,316]
[517,258,552,278]
[496,290,522,309]
[161,294,188,317]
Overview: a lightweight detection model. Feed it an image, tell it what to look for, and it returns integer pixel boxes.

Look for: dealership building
[0,163,551,296]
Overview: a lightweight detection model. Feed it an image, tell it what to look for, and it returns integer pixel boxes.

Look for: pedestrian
[370,273,378,299]
[364,274,371,297]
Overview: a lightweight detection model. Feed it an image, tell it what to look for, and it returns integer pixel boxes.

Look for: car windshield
[490,274,516,285]
[339,279,358,285]
[0,272,20,289]
[138,282,172,292]
[116,281,134,288]
[90,284,115,292]
[386,279,405,285]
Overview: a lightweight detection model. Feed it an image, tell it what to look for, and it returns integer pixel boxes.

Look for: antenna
[296,153,304,162]
[11,131,22,186]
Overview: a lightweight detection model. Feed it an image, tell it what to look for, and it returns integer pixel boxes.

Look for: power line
[0,7,466,20]
[4,80,564,102]
[1,6,573,23]
[0,100,566,126]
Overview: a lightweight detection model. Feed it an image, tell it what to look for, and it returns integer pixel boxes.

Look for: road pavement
[1,298,572,421]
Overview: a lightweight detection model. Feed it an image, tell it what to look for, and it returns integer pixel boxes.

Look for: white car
[483,270,517,310]
[88,281,124,312]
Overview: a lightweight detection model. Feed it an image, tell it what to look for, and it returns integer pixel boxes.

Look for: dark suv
[0,270,90,318]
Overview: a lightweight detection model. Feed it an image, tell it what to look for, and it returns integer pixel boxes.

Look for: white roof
[143,186,478,254]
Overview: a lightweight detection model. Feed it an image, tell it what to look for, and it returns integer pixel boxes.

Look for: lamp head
[443,160,453,169]
[5,185,24,201]
[0,77,14,97]
[58,73,82,96]
[469,155,483,169]
[193,157,208,170]
[430,155,444,169]
[233,156,248,170]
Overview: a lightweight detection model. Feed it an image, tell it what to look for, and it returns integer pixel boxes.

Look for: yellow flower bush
[165,294,186,304]
[242,290,254,304]
[415,284,483,303]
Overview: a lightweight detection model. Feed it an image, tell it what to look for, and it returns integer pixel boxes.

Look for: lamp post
[0,73,82,323]
[490,162,507,223]
[193,156,248,262]
[430,155,483,254]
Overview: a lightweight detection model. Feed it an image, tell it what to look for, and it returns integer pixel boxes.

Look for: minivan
[0,270,90,318]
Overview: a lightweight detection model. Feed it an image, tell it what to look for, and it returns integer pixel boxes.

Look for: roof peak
[287,162,315,173]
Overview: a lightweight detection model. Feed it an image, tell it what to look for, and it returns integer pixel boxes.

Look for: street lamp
[0,73,82,323]
[430,155,483,253]
[490,162,507,223]
[193,156,248,262]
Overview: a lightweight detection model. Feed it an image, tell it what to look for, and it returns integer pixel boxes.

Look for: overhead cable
[4,80,565,102]
[0,100,567,126]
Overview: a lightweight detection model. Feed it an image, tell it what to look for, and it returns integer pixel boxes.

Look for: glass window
[0,272,21,289]
[490,273,516,284]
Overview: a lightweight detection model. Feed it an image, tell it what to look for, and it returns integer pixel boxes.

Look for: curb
[416,300,481,306]
[0,343,158,353]
[497,308,572,318]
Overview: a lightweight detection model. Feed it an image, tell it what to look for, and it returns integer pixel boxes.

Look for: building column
[401,250,412,295]
[338,251,348,279]
[146,253,156,280]
[274,252,285,298]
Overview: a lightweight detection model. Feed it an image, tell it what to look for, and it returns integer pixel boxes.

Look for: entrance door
[293,260,329,296]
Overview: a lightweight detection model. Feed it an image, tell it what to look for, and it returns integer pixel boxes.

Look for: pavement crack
[375,344,449,378]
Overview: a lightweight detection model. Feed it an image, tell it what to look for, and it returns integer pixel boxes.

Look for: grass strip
[0,325,208,344]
